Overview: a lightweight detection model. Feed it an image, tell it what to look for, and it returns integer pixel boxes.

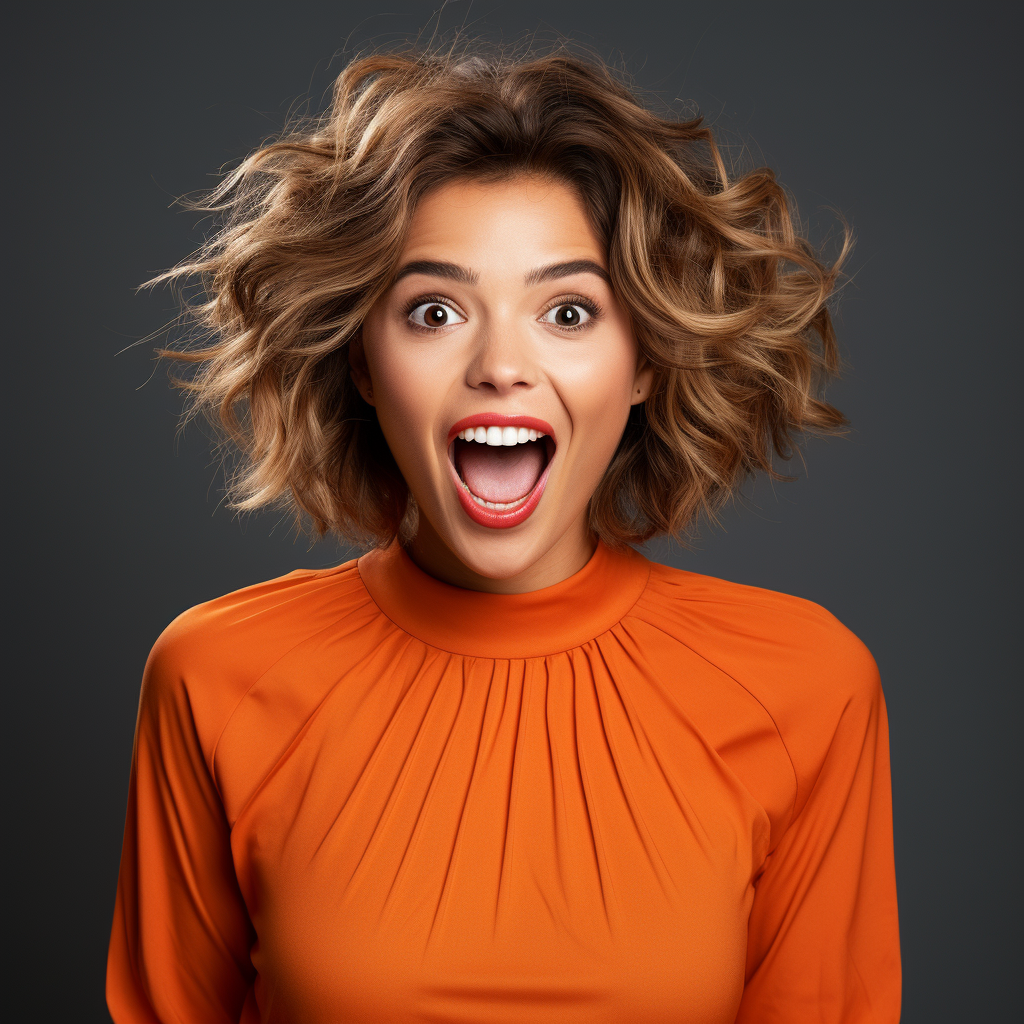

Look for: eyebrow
[525,259,612,287]
[391,258,612,288]
[392,260,478,285]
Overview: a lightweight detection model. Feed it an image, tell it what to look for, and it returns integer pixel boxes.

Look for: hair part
[154,39,851,548]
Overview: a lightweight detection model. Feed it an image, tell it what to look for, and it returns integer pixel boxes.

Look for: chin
[446,524,555,581]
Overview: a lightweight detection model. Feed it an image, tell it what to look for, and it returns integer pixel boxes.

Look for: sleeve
[735,645,901,1023]
[106,628,256,1023]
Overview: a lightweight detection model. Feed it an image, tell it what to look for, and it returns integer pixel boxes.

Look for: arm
[106,630,256,1023]
[735,649,901,1023]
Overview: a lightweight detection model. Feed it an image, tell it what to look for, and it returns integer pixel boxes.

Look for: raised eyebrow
[392,260,478,286]
[525,260,612,287]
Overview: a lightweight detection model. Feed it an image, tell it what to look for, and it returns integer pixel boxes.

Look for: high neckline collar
[357,539,651,658]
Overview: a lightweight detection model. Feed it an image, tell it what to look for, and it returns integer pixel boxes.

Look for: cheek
[373,358,427,432]
[362,330,453,475]
[558,338,639,459]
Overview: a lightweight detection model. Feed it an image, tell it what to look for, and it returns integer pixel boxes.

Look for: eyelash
[402,292,604,332]
[402,293,458,321]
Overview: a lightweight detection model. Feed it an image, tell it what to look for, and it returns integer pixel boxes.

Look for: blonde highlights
[156,42,850,547]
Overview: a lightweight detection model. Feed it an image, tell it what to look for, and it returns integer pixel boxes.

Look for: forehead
[399,174,606,272]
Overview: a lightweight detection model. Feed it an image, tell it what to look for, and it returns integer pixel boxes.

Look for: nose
[464,324,538,395]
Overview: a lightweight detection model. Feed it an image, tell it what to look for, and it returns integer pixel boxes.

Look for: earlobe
[348,331,375,406]
[631,362,655,406]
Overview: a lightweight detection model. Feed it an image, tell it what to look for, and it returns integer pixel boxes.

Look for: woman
[107,43,901,1023]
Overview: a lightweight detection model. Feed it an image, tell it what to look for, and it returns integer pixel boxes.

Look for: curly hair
[155,40,850,548]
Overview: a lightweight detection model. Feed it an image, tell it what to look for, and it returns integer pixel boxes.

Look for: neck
[404,514,597,594]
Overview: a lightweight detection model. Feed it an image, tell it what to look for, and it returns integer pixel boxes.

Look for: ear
[630,358,655,406]
[348,331,375,406]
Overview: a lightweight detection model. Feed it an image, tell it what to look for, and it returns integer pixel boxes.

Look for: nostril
[471,379,533,393]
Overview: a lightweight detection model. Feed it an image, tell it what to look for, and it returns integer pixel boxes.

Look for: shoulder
[637,559,879,691]
[139,559,371,754]
[631,559,883,769]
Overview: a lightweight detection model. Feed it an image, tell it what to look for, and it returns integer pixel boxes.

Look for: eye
[407,301,466,329]
[540,302,595,330]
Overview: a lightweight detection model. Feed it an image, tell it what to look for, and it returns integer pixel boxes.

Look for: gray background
[9,1,1019,1020]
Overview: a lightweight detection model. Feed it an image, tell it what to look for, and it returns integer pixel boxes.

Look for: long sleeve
[735,646,901,1023]
[106,627,256,1023]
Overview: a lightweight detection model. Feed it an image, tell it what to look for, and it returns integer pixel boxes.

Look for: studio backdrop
[9,2,1018,1021]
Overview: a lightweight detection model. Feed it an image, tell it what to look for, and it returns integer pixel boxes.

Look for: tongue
[456,441,546,503]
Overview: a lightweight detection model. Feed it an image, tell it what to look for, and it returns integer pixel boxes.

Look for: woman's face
[354,174,652,592]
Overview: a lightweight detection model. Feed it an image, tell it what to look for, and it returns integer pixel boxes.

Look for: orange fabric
[107,541,900,1023]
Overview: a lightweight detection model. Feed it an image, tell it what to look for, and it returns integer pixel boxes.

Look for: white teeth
[463,484,529,510]
[455,426,549,444]
[475,493,528,510]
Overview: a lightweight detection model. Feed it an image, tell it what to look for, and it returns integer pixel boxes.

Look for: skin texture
[351,175,653,593]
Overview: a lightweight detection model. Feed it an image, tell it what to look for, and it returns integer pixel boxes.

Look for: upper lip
[446,414,556,445]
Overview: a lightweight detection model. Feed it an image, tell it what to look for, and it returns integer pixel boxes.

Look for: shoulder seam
[205,576,374,798]
[622,608,800,840]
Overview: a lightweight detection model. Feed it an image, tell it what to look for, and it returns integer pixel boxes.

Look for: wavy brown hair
[155,41,850,548]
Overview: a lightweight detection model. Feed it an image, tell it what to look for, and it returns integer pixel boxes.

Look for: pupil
[558,306,579,325]
[428,305,447,325]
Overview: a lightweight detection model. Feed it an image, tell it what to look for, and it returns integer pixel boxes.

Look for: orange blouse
[107,540,900,1023]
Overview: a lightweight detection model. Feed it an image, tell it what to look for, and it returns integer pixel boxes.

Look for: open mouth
[446,416,556,529]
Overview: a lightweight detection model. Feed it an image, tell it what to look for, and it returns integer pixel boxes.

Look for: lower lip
[447,451,554,529]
